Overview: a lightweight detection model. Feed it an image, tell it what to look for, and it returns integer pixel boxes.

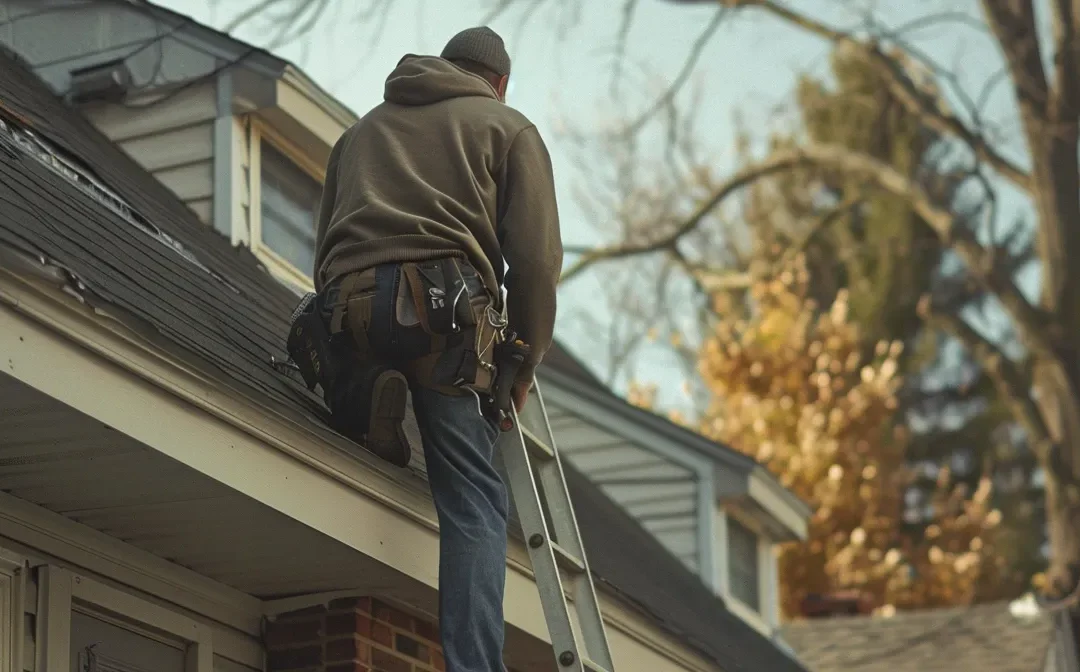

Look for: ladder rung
[503,383,615,672]
[582,658,611,672]
[551,541,586,575]
[521,427,556,461]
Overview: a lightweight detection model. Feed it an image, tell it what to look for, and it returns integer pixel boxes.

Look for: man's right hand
[512,380,532,413]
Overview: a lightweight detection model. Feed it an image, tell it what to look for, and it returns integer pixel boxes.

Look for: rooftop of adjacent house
[781,597,1058,672]
[0,44,805,672]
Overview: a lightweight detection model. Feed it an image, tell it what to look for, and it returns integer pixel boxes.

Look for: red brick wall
[266,597,447,672]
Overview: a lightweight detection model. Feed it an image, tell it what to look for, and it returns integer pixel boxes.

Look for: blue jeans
[411,384,509,672]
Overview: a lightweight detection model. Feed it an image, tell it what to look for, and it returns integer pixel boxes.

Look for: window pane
[260,140,320,275]
[70,610,185,672]
[727,518,760,611]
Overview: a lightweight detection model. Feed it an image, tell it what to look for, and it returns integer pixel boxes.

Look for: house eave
[0,253,725,672]
[748,467,811,541]
[280,65,359,129]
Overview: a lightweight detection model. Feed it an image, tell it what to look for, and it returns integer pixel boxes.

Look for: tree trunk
[981,0,1080,600]
[1033,364,1080,596]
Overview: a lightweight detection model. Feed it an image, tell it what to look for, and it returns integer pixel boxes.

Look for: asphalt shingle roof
[781,599,1055,672]
[0,46,804,672]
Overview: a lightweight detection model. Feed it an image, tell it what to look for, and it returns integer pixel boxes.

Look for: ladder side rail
[532,383,617,670]
[501,421,586,672]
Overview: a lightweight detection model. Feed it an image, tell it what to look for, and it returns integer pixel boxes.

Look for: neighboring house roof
[781,598,1058,672]
[0,47,804,672]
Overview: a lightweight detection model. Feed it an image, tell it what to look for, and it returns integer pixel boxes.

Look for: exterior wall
[527,397,702,572]
[0,0,222,224]
[267,598,448,672]
[0,533,263,672]
[82,85,218,222]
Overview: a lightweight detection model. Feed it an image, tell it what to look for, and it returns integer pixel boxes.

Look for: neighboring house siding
[542,400,701,571]
[0,0,220,223]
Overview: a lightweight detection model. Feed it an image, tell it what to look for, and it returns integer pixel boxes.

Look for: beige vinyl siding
[83,84,218,224]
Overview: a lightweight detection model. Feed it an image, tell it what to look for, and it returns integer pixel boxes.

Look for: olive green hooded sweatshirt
[314,54,562,382]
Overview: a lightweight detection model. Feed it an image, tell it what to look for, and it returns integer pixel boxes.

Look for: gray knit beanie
[440,26,511,77]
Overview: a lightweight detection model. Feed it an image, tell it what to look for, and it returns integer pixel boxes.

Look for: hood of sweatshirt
[384,54,499,106]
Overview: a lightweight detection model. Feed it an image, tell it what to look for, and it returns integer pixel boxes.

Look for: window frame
[34,566,212,672]
[726,515,762,611]
[713,508,780,635]
[248,118,324,293]
[0,548,25,672]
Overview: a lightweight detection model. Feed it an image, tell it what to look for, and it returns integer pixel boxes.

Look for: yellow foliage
[691,255,1005,617]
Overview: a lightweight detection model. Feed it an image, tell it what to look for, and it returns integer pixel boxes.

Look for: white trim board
[0,548,25,672]
[36,567,212,672]
[0,492,262,654]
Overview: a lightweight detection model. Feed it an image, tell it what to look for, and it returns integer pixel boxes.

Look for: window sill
[724,592,773,637]
[254,244,314,295]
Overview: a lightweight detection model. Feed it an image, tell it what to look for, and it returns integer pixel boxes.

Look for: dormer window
[714,508,779,635]
[260,139,319,274]
[247,122,324,290]
[727,517,762,611]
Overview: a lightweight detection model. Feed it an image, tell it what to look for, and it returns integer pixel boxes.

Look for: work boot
[326,362,412,468]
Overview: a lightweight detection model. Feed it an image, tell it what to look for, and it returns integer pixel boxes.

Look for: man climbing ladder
[281,25,613,672]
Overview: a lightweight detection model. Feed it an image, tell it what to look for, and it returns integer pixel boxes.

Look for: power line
[1,1,255,113]
[118,46,260,110]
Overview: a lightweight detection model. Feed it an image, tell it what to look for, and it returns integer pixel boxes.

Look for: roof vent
[68,59,132,105]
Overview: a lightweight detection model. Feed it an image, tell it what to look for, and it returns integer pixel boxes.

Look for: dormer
[0,0,355,291]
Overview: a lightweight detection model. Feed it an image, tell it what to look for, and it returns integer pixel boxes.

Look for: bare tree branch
[889,10,993,39]
[721,0,1033,191]
[613,6,728,137]
[611,0,643,97]
[980,0,1050,122]
[920,302,1052,462]
[561,142,1057,357]
[559,151,800,283]
[680,196,863,293]
[1051,0,1080,124]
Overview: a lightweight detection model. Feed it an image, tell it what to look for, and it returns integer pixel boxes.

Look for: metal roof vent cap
[67,59,132,105]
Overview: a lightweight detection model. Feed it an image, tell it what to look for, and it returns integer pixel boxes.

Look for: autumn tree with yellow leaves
[691,256,1006,617]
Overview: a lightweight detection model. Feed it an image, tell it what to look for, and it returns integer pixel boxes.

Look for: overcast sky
[156,0,1032,410]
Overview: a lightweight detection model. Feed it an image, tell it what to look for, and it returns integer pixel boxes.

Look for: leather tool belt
[329,258,507,397]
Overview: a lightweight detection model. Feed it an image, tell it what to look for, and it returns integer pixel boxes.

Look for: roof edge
[280,65,359,127]
[120,0,289,77]
[749,466,812,541]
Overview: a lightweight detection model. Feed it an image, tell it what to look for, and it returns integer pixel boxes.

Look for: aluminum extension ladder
[500,381,615,672]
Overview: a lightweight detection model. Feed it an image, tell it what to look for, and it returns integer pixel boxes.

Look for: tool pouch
[285,292,335,393]
[399,258,476,336]
[395,259,499,394]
